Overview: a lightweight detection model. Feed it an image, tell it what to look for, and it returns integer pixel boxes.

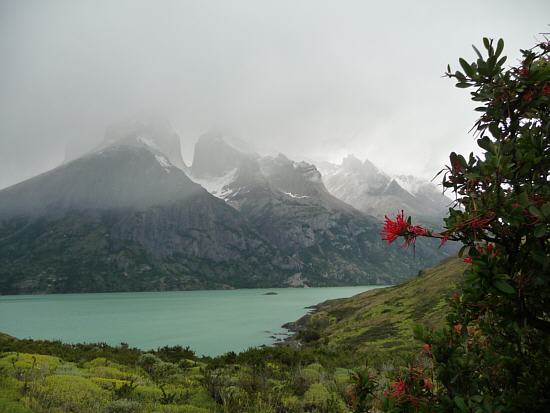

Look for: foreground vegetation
[0,257,464,413]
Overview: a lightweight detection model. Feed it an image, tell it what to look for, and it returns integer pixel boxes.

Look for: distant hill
[285,257,466,357]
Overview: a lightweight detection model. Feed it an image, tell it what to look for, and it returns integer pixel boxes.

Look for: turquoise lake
[0,286,385,356]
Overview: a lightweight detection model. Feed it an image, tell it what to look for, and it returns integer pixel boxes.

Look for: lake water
[0,286,385,356]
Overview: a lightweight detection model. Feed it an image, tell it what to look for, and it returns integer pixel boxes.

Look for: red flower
[544,83,550,96]
[519,66,529,76]
[388,379,406,398]
[463,257,473,264]
[522,90,534,103]
[381,210,408,244]
[381,211,429,249]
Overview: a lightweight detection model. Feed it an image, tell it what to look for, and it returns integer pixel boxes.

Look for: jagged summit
[319,155,451,223]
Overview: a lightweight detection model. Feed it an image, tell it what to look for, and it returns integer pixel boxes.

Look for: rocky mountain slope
[0,127,455,294]
[318,155,452,225]
[188,134,455,285]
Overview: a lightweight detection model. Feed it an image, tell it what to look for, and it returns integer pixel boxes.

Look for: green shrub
[0,376,33,413]
[303,382,330,405]
[34,374,109,412]
[0,352,60,372]
[152,404,212,413]
[89,365,130,380]
[104,398,143,413]
[134,384,163,402]
[91,377,132,390]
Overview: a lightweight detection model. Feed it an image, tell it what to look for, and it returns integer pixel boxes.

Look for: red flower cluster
[477,243,498,257]
[385,378,406,398]
[381,211,429,249]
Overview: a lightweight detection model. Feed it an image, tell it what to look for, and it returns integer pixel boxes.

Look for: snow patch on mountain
[283,191,310,199]
[189,168,238,199]
[395,175,436,195]
[154,154,172,173]
[139,137,161,151]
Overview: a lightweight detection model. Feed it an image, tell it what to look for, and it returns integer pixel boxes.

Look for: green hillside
[288,257,466,357]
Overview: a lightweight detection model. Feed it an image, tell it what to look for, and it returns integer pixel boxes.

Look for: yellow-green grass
[296,257,466,357]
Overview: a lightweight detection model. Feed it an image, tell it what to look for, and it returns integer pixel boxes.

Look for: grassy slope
[292,257,466,357]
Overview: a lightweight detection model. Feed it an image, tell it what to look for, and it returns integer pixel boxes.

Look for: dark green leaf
[534,225,547,238]
[495,38,504,57]
[459,58,476,78]
[529,206,543,219]
[454,396,468,412]
[494,280,516,294]
[472,45,483,59]
[477,137,494,153]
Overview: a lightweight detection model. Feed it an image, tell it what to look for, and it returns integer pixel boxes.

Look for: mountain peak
[191,132,250,178]
[341,154,363,170]
[98,119,187,170]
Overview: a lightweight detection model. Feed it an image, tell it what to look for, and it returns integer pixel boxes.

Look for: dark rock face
[0,129,456,294]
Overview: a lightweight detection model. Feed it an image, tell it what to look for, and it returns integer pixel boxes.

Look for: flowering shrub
[381,363,437,413]
[382,37,550,412]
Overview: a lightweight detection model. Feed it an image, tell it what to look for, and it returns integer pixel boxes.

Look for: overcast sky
[0,0,548,189]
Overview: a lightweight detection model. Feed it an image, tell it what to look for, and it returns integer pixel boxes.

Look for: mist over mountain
[0,123,455,294]
[318,155,452,224]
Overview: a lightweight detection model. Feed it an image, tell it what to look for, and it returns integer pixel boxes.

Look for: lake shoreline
[0,285,385,356]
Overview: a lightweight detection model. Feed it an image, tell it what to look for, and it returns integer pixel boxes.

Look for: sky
[0,0,548,189]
